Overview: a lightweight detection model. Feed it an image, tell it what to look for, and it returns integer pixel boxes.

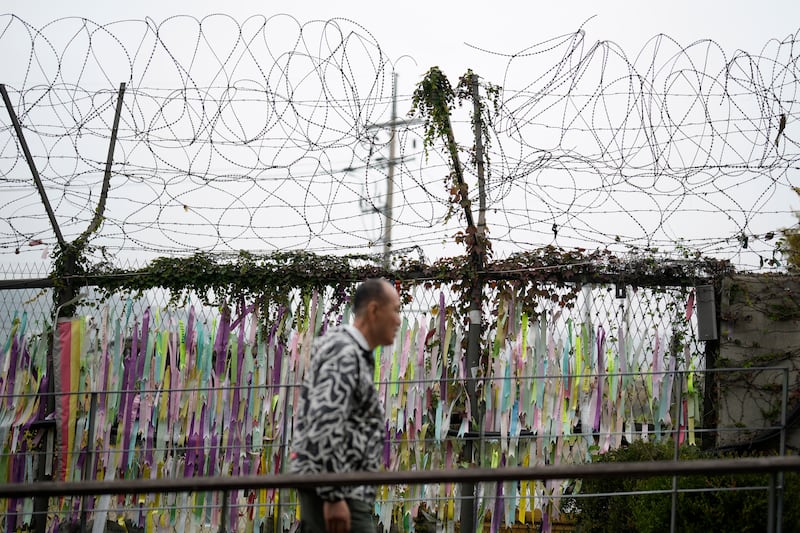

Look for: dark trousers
[297,490,378,533]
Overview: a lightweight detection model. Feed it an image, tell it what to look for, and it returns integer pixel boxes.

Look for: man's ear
[367,299,380,317]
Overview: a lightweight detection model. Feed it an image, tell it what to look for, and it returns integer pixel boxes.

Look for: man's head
[352,278,401,349]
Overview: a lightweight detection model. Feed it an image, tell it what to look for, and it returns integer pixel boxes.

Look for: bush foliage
[571,440,799,533]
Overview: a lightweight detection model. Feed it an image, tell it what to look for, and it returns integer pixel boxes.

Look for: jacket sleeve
[303,346,359,501]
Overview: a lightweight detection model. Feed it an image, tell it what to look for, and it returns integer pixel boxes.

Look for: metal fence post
[768,472,777,533]
[79,392,98,532]
[219,490,230,533]
[670,369,682,533]
[777,368,789,533]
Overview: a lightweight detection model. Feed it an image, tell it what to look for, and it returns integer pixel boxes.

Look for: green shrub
[570,440,800,532]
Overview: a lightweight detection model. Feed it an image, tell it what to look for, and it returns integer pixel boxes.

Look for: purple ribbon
[185,306,196,370]
[213,308,231,380]
[593,325,606,432]
[383,421,391,468]
[119,318,138,473]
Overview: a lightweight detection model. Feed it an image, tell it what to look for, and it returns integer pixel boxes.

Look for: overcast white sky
[2,1,800,270]
[6,0,800,91]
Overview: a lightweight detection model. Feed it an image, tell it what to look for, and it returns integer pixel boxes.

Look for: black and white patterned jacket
[290,325,386,503]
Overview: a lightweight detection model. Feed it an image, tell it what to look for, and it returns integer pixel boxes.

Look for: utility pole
[366,73,418,269]
[459,71,489,533]
[383,73,398,269]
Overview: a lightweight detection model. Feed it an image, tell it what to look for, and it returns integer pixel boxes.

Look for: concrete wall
[718,275,800,451]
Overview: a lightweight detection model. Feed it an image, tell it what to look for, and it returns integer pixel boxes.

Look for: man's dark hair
[352,278,389,316]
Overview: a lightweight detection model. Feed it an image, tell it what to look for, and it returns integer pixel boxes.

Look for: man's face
[374,283,402,347]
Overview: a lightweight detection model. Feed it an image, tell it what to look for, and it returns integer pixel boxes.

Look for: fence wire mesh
[0,277,729,531]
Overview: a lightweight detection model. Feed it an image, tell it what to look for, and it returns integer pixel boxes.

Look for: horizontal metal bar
[566,484,773,499]
[0,365,786,401]
[1,456,798,499]
[0,277,54,290]
[0,424,777,460]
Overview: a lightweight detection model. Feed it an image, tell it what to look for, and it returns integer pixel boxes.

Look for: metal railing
[0,457,798,532]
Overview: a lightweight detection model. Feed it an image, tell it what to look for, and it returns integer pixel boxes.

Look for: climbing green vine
[84,247,732,316]
[51,240,97,316]
[456,69,501,173]
[409,66,499,290]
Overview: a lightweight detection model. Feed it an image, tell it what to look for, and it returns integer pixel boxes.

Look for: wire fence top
[0,15,798,271]
[1,456,798,498]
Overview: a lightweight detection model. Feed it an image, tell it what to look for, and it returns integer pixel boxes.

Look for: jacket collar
[342,324,371,353]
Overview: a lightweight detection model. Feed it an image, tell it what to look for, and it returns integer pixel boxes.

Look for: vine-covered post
[701,283,720,451]
[463,69,490,533]
[61,82,126,314]
[2,81,125,533]
[411,66,496,533]
[470,72,487,239]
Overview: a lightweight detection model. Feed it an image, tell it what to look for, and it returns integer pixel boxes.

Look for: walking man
[291,278,401,533]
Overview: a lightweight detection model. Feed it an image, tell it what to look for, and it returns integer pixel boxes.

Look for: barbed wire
[0,15,798,270]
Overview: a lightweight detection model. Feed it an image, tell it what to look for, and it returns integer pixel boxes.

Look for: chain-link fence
[1,270,728,531]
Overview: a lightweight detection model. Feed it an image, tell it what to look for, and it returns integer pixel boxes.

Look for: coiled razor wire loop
[0,15,798,270]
